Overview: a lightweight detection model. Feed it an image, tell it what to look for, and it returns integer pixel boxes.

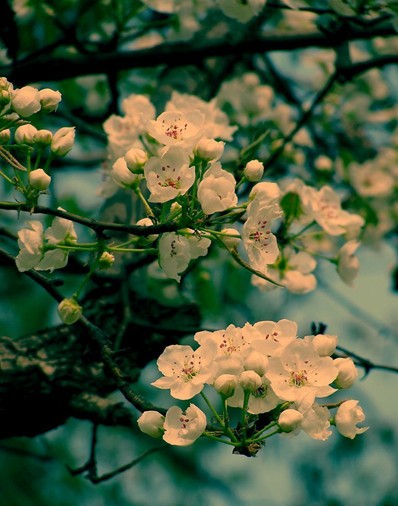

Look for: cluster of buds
[0,77,76,204]
[138,319,367,453]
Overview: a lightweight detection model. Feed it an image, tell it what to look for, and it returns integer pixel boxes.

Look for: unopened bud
[137,411,165,438]
[51,127,75,156]
[124,147,147,173]
[278,409,303,432]
[0,129,10,144]
[38,88,62,112]
[29,169,51,190]
[98,251,115,269]
[12,86,41,117]
[15,124,38,145]
[213,374,237,398]
[334,357,358,389]
[136,217,158,244]
[195,138,225,161]
[34,129,53,145]
[111,157,138,188]
[239,370,262,392]
[57,298,82,325]
[244,159,264,182]
[311,334,337,356]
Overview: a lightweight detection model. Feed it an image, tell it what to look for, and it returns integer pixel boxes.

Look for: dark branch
[2,24,396,82]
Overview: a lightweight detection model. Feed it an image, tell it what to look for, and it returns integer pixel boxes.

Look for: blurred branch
[336,345,398,376]
[0,202,179,236]
[2,23,396,82]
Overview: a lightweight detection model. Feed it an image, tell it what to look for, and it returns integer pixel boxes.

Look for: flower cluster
[0,78,75,205]
[5,82,369,331]
[138,319,367,452]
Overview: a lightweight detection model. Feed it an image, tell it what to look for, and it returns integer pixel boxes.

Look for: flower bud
[137,411,165,438]
[333,357,358,388]
[239,370,262,392]
[14,124,38,145]
[0,89,11,107]
[98,251,115,269]
[0,77,11,91]
[220,227,240,249]
[136,217,158,243]
[310,334,337,356]
[315,155,333,172]
[278,409,303,432]
[170,202,182,214]
[244,159,264,182]
[0,129,10,144]
[38,88,62,112]
[51,127,75,156]
[34,129,53,145]
[244,351,269,376]
[213,374,237,398]
[12,86,41,117]
[124,147,147,173]
[29,169,51,190]
[111,157,138,188]
[58,298,82,325]
[195,138,225,161]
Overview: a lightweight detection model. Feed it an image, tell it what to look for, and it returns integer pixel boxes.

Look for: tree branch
[2,24,396,82]
[0,202,179,236]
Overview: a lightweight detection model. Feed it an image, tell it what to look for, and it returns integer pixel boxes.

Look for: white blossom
[152,343,216,399]
[166,91,236,141]
[163,404,207,446]
[147,109,205,149]
[144,146,195,203]
[335,400,368,439]
[242,199,281,274]
[266,339,338,404]
[158,232,210,282]
[197,162,237,214]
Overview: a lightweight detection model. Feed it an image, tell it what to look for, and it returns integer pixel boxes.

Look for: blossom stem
[200,228,241,240]
[109,246,157,254]
[0,146,27,171]
[253,428,281,442]
[248,421,279,441]
[214,235,283,287]
[202,432,238,446]
[0,169,14,185]
[133,185,155,219]
[287,220,316,240]
[200,392,239,443]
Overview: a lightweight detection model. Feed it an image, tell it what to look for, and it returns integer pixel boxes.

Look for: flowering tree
[0,1,397,504]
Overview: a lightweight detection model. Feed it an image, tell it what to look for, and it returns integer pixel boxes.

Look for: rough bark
[0,283,200,439]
